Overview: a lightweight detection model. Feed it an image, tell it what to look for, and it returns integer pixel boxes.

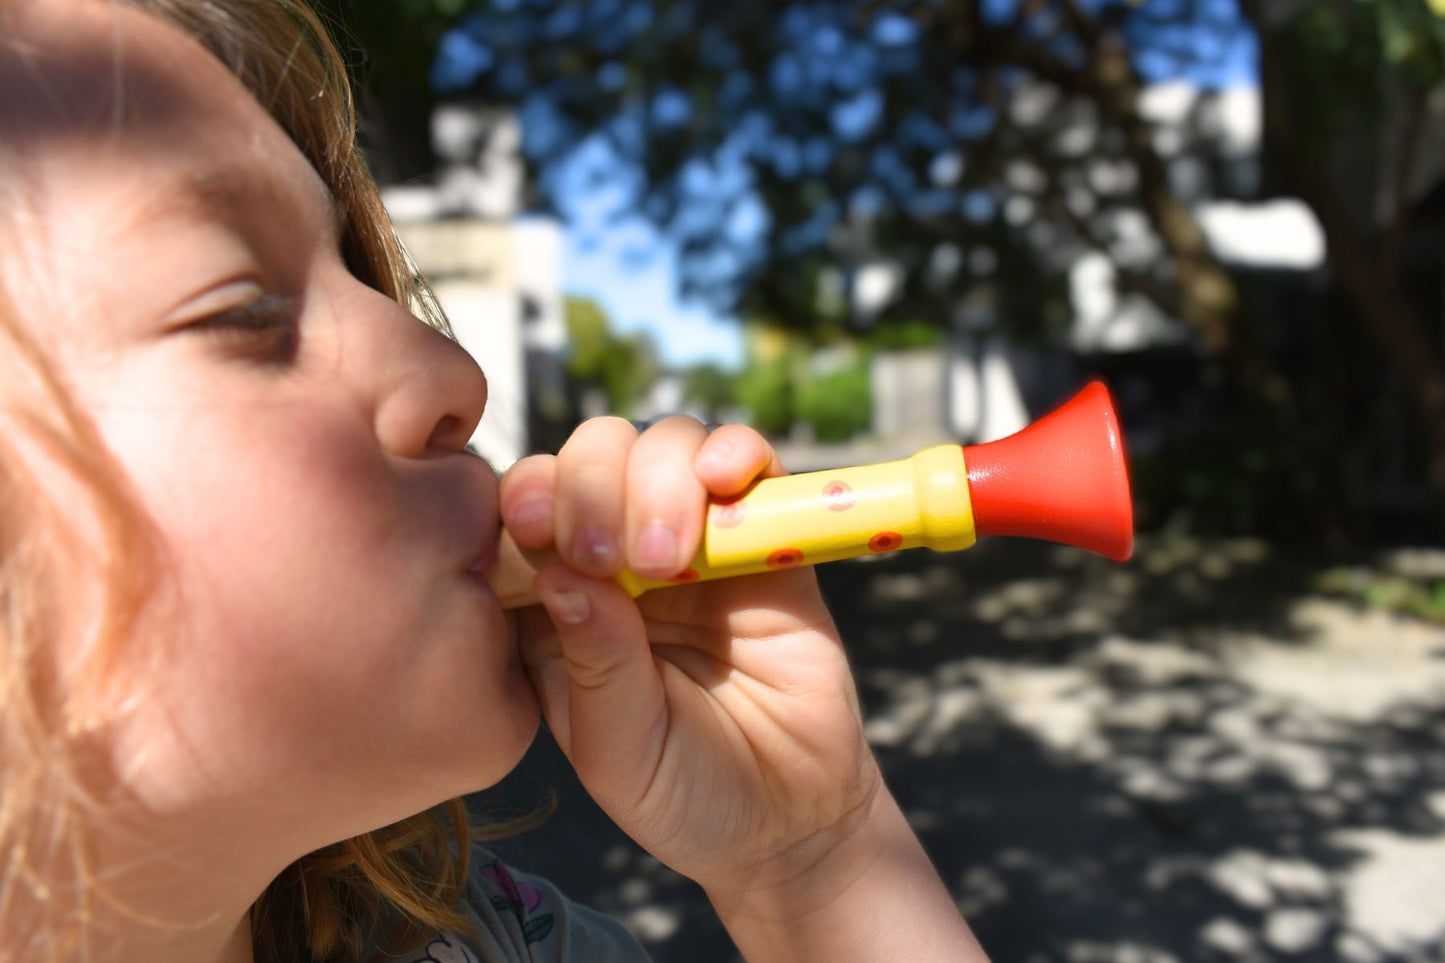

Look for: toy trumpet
[486,380,1132,609]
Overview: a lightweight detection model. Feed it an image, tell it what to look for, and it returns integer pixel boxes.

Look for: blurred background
[318,1,1445,959]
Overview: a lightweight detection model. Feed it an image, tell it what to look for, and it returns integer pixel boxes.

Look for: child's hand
[501,417,984,960]
[500,416,882,895]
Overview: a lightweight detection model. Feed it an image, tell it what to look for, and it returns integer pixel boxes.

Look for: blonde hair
[0,0,518,958]
[0,275,164,960]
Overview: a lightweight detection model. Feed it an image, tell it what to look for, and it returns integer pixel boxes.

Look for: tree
[680,363,738,423]
[1242,0,1445,512]
[430,0,1258,372]
[796,359,874,442]
[337,0,1445,530]
[733,358,795,436]
[564,296,659,418]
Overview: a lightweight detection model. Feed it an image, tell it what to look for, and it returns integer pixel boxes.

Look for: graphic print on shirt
[414,934,482,963]
[480,859,556,945]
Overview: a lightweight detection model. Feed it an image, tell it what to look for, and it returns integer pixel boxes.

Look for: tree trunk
[1305,183,1445,505]
[1252,24,1445,524]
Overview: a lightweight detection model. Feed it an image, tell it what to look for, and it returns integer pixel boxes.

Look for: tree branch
[1037,156,1185,320]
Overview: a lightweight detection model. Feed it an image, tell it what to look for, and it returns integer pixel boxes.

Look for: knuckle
[631,413,710,435]
[559,416,637,454]
[499,456,554,495]
[591,414,640,435]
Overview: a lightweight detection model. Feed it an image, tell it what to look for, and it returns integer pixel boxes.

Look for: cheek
[114,410,426,739]
[102,399,409,643]
[91,397,532,809]
[169,415,405,608]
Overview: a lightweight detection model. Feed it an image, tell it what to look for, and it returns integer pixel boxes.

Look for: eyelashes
[190,292,300,366]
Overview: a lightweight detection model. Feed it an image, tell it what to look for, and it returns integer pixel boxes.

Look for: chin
[476,637,542,783]
[499,658,543,752]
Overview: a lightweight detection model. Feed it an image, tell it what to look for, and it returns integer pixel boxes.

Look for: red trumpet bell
[962,381,1134,561]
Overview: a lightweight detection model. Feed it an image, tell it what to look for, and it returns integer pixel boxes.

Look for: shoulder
[386,848,654,963]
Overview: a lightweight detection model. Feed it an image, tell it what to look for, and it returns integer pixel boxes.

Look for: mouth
[467,530,500,578]
[458,453,503,579]
[463,544,501,604]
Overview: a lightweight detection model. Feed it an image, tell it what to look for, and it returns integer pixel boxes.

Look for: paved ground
[475,536,1445,962]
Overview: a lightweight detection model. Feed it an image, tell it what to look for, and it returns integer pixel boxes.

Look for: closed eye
[188,293,300,366]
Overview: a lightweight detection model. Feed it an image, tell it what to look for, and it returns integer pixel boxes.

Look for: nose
[369,293,489,457]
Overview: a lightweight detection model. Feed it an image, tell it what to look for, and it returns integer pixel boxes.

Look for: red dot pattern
[712,500,745,529]
[822,480,856,512]
[703,479,911,575]
[766,548,805,568]
[869,531,903,553]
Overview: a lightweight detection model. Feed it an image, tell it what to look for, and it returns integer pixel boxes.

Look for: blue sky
[556,137,747,371]
[566,219,748,371]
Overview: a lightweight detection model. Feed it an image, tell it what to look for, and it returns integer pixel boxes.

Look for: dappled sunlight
[474,535,1445,961]
[835,536,1445,961]
[1333,822,1445,956]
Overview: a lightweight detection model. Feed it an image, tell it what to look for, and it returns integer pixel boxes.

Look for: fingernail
[571,526,617,568]
[635,521,678,572]
[538,588,590,625]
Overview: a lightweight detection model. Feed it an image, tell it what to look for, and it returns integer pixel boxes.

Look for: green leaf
[522,914,556,944]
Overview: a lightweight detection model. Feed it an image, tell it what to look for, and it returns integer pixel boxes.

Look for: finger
[693,424,788,496]
[625,416,712,578]
[530,564,668,800]
[554,417,637,577]
[499,454,559,550]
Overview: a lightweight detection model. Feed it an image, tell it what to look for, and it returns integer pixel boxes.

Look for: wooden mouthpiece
[483,530,554,610]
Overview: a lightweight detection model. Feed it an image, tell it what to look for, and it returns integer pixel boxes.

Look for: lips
[457,455,502,577]
[467,531,499,576]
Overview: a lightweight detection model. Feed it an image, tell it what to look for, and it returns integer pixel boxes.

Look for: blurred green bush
[795,360,872,443]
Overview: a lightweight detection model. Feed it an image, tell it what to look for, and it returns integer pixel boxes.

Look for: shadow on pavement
[473,537,1445,962]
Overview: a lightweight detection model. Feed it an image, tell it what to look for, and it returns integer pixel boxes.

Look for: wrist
[704,786,987,962]
[703,774,891,925]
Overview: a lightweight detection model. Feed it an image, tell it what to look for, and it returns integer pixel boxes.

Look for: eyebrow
[125,161,347,241]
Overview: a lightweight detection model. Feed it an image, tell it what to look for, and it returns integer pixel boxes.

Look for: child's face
[3,1,537,854]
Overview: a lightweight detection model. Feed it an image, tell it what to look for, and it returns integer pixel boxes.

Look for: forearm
[705,789,990,963]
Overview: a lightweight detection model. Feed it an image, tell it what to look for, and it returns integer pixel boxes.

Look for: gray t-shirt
[390,850,653,963]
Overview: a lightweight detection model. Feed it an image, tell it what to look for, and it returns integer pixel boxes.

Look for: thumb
[530,564,668,800]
